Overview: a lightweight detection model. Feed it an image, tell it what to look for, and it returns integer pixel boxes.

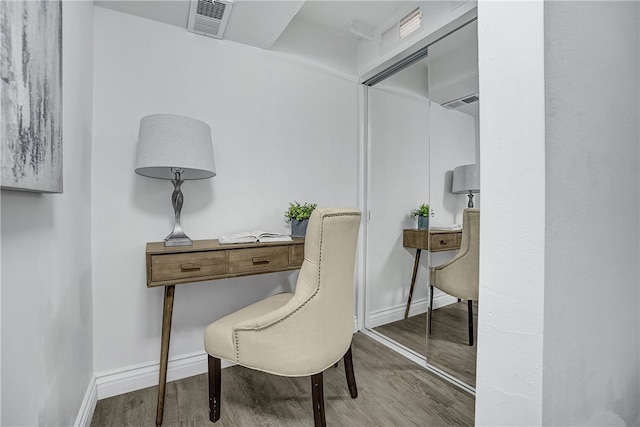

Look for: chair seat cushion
[204,292,293,362]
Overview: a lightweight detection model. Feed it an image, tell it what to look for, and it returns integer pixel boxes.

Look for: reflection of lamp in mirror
[135,114,216,247]
[452,164,479,208]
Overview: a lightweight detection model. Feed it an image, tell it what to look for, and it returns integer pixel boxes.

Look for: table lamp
[452,163,479,208]
[135,114,216,247]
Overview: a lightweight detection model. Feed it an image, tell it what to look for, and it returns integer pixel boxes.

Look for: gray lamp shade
[452,164,480,194]
[135,114,216,180]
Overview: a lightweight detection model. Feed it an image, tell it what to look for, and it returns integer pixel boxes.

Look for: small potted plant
[411,203,430,230]
[285,202,317,237]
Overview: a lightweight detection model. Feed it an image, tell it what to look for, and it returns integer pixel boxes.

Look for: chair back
[460,208,480,271]
[430,208,480,300]
[457,208,480,299]
[288,208,361,355]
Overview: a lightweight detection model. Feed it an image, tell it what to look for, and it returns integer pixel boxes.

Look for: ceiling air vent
[380,7,423,53]
[399,8,422,39]
[187,0,233,39]
[442,94,479,110]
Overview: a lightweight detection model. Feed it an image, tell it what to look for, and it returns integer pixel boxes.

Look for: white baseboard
[74,374,97,427]
[89,315,360,408]
[95,351,234,400]
[366,294,457,328]
[432,294,458,310]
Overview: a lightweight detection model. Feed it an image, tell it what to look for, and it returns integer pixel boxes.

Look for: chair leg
[208,355,221,422]
[343,345,358,398]
[428,285,434,334]
[467,300,474,346]
[311,372,326,427]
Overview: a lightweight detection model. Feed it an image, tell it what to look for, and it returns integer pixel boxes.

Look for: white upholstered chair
[429,208,479,346]
[204,208,361,426]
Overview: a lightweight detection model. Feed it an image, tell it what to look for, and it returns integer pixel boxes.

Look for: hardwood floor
[427,301,478,387]
[91,333,474,426]
[373,301,478,387]
[373,312,427,355]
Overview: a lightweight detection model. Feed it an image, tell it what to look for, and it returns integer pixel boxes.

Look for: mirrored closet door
[364,19,479,390]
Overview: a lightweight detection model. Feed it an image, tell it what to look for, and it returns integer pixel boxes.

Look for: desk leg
[404,249,421,319]
[156,285,175,427]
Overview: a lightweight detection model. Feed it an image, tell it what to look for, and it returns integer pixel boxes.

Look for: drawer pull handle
[440,240,447,245]
[181,263,201,272]
[252,257,270,265]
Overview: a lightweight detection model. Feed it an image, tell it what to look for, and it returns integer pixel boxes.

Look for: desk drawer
[151,252,226,282]
[228,246,289,274]
[403,229,430,250]
[430,233,461,252]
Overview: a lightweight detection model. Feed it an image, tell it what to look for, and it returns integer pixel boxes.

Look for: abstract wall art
[1,0,63,193]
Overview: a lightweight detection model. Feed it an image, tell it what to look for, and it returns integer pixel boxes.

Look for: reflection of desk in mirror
[403,228,462,318]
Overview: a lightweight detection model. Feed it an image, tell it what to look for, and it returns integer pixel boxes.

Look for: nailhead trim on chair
[233,213,359,363]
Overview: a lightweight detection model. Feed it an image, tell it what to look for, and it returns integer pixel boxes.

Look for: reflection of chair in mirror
[204,208,361,427]
[429,208,479,346]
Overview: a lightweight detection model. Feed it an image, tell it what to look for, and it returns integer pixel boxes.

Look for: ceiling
[93,0,414,48]
[93,0,479,115]
[295,1,408,40]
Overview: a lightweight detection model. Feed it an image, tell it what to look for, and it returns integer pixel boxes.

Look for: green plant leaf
[410,203,430,218]
[284,201,317,222]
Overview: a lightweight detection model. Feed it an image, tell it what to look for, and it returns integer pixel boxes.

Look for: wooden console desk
[145,238,305,426]
[402,228,462,319]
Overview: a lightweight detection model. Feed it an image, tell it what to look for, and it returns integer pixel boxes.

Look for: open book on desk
[430,224,462,231]
[219,231,293,244]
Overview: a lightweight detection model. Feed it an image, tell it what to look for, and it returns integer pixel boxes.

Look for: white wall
[475,1,546,425]
[0,2,94,425]
[476,1,640,425]
[272,16,359,77]
[542,2,639,425]
[91,7,359,379]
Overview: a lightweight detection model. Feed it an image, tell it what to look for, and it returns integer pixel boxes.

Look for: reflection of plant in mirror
[284,202,317,222]
[411,203,430,218]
